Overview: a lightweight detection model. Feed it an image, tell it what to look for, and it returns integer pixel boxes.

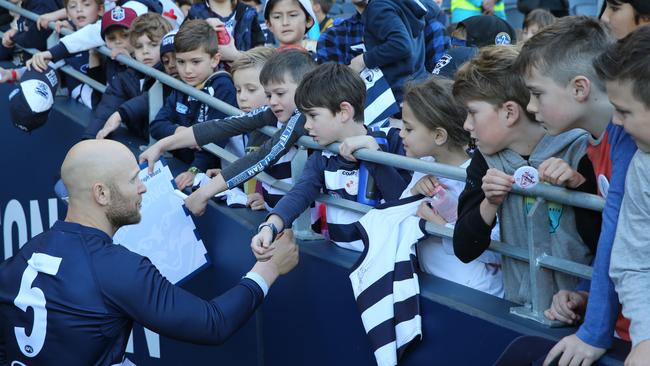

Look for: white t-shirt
[402,156,504,298]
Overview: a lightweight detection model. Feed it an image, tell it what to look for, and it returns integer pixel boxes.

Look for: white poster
[114,160,209,284]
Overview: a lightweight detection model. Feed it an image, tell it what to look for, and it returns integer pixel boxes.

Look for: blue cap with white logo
[9,66,59,132]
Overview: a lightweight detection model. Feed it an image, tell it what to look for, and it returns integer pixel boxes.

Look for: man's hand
[247,193,266,211]
[26,51,53,72]
[338,135,379,162]
[625,340,650,366]
[544,290,589,325]
[267,230,299,275]
[184,186,211,216]
[175,171,197,191]
[139,144,164,174]
[349,54,366,73]
[544,334,606,366]
[538,158,586,188]
[482,168,514,206]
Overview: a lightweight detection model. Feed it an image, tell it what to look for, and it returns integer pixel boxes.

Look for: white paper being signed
[114,160,209,284]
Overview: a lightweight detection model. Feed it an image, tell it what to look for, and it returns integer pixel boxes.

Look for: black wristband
[258,222,278,242]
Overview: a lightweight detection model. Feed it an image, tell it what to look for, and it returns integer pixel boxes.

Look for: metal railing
[0,0,603,326]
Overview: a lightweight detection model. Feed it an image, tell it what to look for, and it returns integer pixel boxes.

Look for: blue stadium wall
[0,83,627,365]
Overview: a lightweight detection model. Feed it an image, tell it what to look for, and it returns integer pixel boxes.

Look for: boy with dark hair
[251,63,409,253]
[149,19,239,190]
[598,25,650,366]
[85,12,173,140]
[513,16,638,366]
[140,49,316,213]
[452,45,595,305]
[160,29,179,79]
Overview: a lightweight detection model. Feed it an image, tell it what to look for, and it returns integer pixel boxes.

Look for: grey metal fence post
[144,81,164,151]
[510,197,563,327]
[290,146,324,240]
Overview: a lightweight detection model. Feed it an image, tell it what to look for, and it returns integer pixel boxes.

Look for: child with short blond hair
[452,45,595,305]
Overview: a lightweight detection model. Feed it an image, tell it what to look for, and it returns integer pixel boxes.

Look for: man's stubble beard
[106,183,141,230]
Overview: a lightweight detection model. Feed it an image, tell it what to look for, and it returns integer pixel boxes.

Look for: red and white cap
[101,6,138,40]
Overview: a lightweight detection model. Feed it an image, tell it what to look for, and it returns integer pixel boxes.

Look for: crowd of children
[3,0,650,364]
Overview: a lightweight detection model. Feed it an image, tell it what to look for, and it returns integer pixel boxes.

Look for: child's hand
[251,225,275,261]
[538,157,586,188]
[54,20,72,33]
[110,47,131,60]
[206,168,221,178]
[175,171,197,191]
[96,112,122,139]
[247,193,266,211]
[139,144,164,174]
[205,17,225,32]
[339,135,379,162]
[88,49,101,68]
[482,168,514,206]
[26,51,52,72]
[543,290,588,325]
[37,11,60,30]
[349,54,365,73]
[416,201,447,226]
[218,34,241,62]
[1,28,16,48]
[411,175,443,197]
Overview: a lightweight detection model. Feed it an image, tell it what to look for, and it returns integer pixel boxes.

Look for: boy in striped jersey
[251,63,410,254]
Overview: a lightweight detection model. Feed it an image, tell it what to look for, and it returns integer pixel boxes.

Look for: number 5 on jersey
[13,253,62,357]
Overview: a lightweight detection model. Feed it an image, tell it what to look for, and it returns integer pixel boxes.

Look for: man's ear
[433,127,448,146]
[93,183,111,206]
[571,75,591,103]
[502,101,521,127]
[339,101,355,122]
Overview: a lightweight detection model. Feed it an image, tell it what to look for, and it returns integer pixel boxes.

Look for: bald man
[0,140,299,366]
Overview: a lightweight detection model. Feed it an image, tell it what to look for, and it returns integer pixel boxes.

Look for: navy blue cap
[9,66,59,132]
[460,15,517,48]
[160,29,177,56]
[432,46,478,79]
